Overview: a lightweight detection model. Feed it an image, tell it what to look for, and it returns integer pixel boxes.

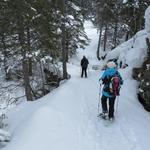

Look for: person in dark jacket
[99,61,123,121]
[80,56,89,78]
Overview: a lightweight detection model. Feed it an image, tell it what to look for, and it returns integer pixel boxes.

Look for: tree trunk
[125,31,129,41]
[62,24,68,79]
[39,61,46,95]
[134,18,138,35]
[133,7,138,35]
[103,24,108,51]
[66,32,69,62]
[1,35,11,79]
[97,27,102,60]
[62,0,68,79]
[139,13,143,30]
[27,26,32,76]
[18,17,33,101]
[22,59,33,101]
[113,19,118,48]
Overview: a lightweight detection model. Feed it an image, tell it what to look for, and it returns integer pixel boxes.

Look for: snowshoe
[98,113,108,120]
[108,117,115,123]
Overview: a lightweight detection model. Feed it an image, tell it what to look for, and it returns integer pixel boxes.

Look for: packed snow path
[3,22,150,150]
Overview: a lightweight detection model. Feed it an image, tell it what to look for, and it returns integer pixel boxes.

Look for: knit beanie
[106,61,116,68]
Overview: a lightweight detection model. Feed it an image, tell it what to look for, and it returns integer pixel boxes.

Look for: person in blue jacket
[99,61,123,121]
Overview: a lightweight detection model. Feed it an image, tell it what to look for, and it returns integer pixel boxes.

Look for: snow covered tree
[121,0,150,40]
[93,0,150,60]
[53,0,89,79]
[94,0,123,59]
[0,0,88,100]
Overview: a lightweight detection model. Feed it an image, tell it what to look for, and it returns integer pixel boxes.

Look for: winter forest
[0,0,150,149]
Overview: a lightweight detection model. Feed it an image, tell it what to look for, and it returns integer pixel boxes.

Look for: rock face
[133,6,150,111]
[133,58,150,111]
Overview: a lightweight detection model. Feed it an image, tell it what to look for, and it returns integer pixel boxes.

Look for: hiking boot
[109,117,114,122]
[99,112,108,119]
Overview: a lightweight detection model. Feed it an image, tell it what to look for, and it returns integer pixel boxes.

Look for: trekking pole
[115,96,119,116]
[87,66,89,76]
[98,83,102,116]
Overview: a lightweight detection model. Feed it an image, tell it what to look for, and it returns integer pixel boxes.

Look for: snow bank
[145,6,150,33]
[105,6,150,68]
[123,0,128,4]
[105,30,147,68]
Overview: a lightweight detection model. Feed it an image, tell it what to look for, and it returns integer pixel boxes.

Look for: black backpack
[81,58,88,68]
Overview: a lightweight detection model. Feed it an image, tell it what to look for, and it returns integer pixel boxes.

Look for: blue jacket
[100,68,123,98]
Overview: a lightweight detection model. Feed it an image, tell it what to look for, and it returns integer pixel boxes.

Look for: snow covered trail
[4,68,150,150]
[3,21,150,150]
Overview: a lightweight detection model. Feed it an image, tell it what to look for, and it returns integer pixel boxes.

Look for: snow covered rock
[137,6,150,111]
[0,129,11,143]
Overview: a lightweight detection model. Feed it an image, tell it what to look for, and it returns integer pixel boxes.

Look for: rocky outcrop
[133,38,150,111]
[132,6,150,111]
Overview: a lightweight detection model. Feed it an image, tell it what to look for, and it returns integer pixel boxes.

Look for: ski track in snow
[3,21,150,150]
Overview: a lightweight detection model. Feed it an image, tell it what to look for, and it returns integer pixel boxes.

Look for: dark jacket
[81,57,89,68]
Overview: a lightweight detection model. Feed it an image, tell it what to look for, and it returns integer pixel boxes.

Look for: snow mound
[0,129,11,145]
[145,6,150,33]
[105,30,148,68]
[105,6,150,68]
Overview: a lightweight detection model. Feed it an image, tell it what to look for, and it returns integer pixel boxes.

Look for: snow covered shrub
[0,91,14,145]
[0,111,10,145]
[30,60,63,99]
[0,129,11,145]
[0,92,13,129]
[0,83,22,143]
[0,103,11,144]
[0,112,7,129]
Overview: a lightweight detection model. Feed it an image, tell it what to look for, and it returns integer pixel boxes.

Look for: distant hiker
[80,56,89,78]
[110,58,119,68]
[99,61,123,121]
[122,63,128,69]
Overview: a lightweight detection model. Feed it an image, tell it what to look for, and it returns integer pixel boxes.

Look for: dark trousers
[81,67,87,77]
[101,95,116,118]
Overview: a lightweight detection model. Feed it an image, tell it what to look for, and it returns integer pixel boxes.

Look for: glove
[99,79,103,85]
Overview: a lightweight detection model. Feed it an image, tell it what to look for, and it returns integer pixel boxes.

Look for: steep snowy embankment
[3,19,150,150]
